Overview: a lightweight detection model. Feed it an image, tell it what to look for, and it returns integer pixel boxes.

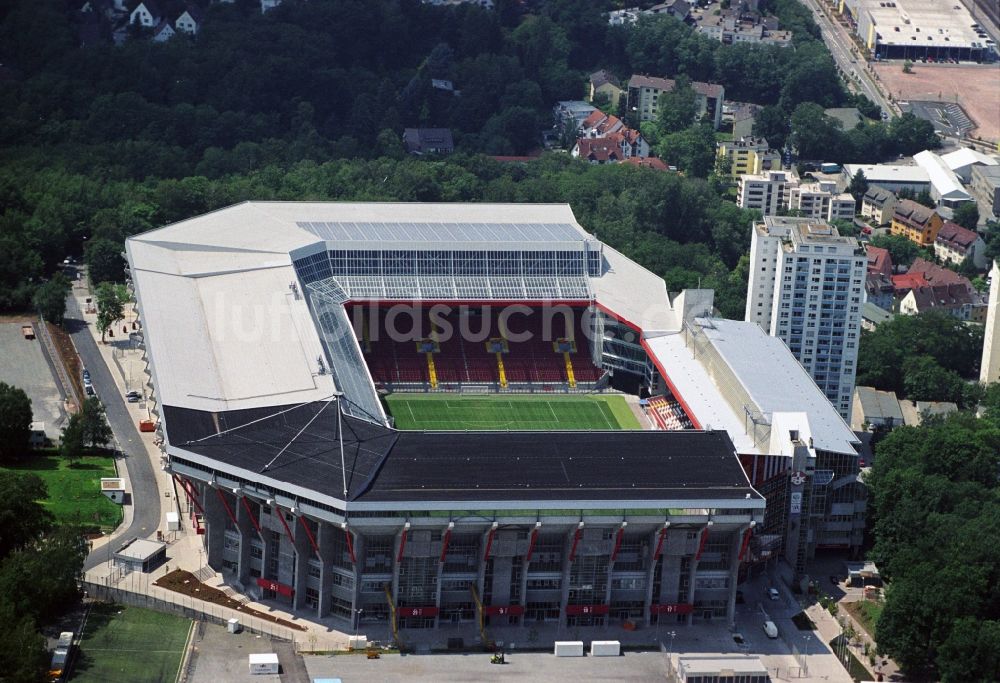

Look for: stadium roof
[164,402,762,508]
[127,202,683,418]
[644,319,859,455]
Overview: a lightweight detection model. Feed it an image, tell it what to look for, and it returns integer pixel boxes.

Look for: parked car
[85,385,95,396]
[768,588,780,601]
[126,390,141,403]
[763,621,778,639]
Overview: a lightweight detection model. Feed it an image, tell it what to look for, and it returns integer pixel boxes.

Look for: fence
[79,579,323,649]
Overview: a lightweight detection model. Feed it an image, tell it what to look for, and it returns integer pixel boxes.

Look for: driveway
[65,295,161,571]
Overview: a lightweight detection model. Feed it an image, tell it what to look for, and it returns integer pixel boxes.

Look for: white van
[763,621,778,639]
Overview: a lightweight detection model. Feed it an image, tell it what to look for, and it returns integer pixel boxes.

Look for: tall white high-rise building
[981,260,1000,385]
[746,217,867,418]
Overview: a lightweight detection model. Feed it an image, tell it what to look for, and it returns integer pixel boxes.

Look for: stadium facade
[126,203,865,636]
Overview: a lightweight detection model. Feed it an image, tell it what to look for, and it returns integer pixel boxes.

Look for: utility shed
[113,538,166,573]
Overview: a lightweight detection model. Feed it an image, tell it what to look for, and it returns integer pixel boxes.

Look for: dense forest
[0,0,857,312]
[868,393,1000,681]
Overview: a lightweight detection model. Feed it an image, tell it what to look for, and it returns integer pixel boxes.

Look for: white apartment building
[746,217,866,418]
[982,260,1000,385]
[737,171,797,215]
[788,181,856,222]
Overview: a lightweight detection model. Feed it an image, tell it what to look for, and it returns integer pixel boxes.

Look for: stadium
[126,202,865,639]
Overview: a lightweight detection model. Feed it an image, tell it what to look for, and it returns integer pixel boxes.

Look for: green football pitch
[71,605,191,683]
[385,394,641,431]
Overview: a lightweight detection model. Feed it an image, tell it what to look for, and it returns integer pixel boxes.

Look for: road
[65,294,161,571]
[798,0,897,116]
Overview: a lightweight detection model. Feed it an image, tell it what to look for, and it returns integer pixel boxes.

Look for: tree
[953,202,980,231]
[914,189,935,208]
[0,601,48,683]
[903,59,913,73]
[752,105,790,152]
[0,382,33,463]
[80,397,112,449]
[655,75,699,134]
[901,355,966,405]
[847,168,869,204]
[658,123,717,178]
[59,413,86,465]
[868,233,921,267]
[789,102,843,159]
[0,526,87,624]
[0,471,53,559]
[32,272,70,325]
[95,282,128,343]
[84,237,125,286]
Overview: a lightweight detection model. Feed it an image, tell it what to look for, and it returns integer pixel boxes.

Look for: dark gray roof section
[296,221,586,244]
[166,403,760,505]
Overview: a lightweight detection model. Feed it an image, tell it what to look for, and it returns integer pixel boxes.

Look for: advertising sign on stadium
[790,491,803,514]
[398,606,440,618]
[564,604,609,616]
[650,603,694,615]
[482,605,525,617]
[255,577,294,598]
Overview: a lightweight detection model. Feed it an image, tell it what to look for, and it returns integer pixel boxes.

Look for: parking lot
[187,622,307,683]
[0,321,66,439]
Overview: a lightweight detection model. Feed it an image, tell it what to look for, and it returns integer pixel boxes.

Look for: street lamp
[355,608,364,638]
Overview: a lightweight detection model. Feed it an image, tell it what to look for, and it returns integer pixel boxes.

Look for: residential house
[627,74,725,129]
[724,102,759,139]
[899,283,985,321]
[431,79,455,93]
[402,128,454,155]
[971,165,1000,217]
[935,221,987,269]
[553,100,598,134]
[736,170,797,215]
[866,245,893,279]
[151,18,174,41]
[608,7,641,25]
[588,70,623,106]
[571,138,624,164]
[692,9,792,46]
[788,180,856,222]
[129,0,161,27]
[860,185,897,226]
[851,386,903,432]
[890,199,943,247]
[579,110,625,138]
[939,147,999,183]
[260,0,281,13]
[900,399,958,427]
[861,300,893,330]
[647,0,689,20]
[174,5,203,35]
[718,136,780,176]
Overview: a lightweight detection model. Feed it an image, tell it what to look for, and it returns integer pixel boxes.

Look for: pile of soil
[47,321,83,407]
[154,569,306,631]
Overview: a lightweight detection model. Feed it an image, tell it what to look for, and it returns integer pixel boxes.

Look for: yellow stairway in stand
[495,352,508,388]
[426,352,438,389]
[563,352,576,388]
[470,584,488,646]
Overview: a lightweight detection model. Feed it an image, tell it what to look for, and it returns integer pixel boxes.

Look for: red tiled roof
[575,138,624,162]
[866,245,893,278]
[581,109,608,130]
[907,257,968,287]
[891,273,927,292]
[935,221,979,252]
[623,157,668,171]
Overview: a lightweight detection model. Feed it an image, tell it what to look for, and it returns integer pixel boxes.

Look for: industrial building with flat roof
[845,0,991,60]
[127,202,865,639]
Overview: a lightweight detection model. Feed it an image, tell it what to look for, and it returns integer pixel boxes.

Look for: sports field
[71,605,191,683]
[386,394,641,431]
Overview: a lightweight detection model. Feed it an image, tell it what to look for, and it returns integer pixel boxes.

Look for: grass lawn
[845,599,883,639]
[386,394,641,431]
[0,451,123,531]
[71,604,191,683]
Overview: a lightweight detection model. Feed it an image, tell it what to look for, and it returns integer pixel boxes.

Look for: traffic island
[154,569,307,631]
